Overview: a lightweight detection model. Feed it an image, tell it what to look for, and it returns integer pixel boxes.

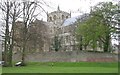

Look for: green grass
[0,66,2,74]
[2,62,118,73]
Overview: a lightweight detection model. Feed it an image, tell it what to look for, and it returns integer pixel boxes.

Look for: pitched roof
[62,13,89,26]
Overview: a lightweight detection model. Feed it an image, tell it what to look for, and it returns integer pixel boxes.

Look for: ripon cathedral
[12,6,110,53]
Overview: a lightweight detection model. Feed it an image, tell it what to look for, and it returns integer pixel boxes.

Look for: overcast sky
[38,0,118,21]
[0,0,119,44]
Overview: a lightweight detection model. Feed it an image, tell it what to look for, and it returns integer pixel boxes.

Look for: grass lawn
[2,62,118,73]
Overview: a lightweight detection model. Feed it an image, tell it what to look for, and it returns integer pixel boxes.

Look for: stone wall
[13,51,118,62]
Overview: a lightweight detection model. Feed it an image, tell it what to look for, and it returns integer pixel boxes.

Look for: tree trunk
[8,19,15,67]
[8,9,16,67]
[104,34,110,52]
[79,36,82,50]
[8,45,12,66]
[21,22,27,66]
[21,29,27,66]
[84,44,87,50]
[4,2,10,67]
[21,41,26,66]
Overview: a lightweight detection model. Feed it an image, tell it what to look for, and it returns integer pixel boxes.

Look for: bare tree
[8,1,22,66]
[0,0,12,66]
[21,0,44,65]
[20,0,51,65]
[0,0,22,66]
[0,0,50,66]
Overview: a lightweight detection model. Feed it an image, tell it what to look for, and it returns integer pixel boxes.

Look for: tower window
[62,15,64,19]
[53,15,56,20]
[49,17,52,21]
[66,16,68,19]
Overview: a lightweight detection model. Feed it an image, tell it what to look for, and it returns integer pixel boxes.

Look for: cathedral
[4,5,118,54]
[13,6,90,53]
[46,6,89,51]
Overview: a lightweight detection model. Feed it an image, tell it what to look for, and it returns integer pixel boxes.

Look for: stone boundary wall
[13,51,118,62]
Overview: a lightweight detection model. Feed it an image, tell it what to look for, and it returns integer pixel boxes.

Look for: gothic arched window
[53,15,56,20]
[66,16,68,19]
[49,17,52,21]
[62,15,64,19]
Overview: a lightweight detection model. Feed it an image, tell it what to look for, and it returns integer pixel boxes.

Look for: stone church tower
[47,6,71,26]
[47,6,71,50]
